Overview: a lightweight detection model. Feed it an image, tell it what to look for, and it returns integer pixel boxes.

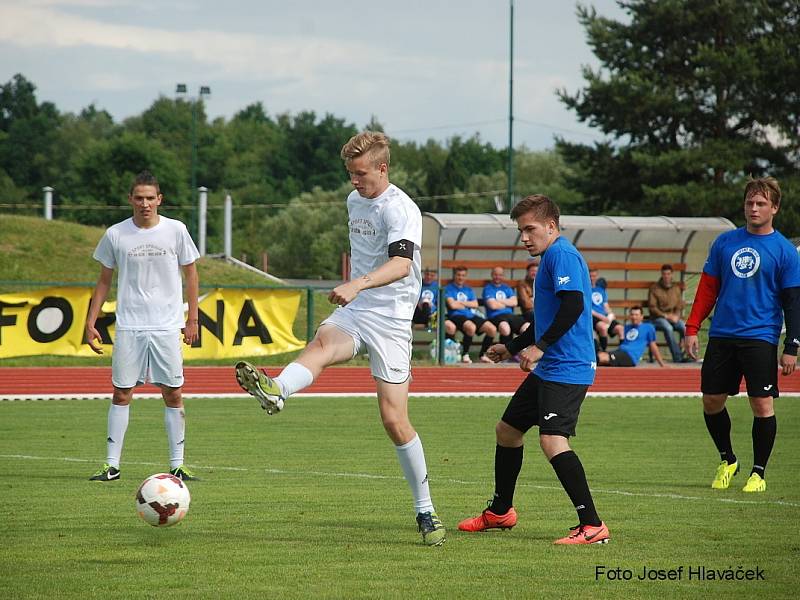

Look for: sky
[0,0,628,151]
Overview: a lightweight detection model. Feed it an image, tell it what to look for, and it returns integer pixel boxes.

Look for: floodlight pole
[176,83,211,242]
[507,0,515,211]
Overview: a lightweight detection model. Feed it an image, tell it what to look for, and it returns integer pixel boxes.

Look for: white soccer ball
[135,473,191,527]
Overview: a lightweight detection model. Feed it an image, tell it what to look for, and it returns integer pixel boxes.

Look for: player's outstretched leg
[234,361,284,415]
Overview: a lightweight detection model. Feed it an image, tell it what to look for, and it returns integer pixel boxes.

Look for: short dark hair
[510,194,560,228]
[661,264,673,272]
[629,305,643,314]
[453,266,468,275]
[130,170,160,195]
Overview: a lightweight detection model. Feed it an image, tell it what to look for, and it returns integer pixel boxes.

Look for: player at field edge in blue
[458,194,610,545]
[685,176,800,493]
[234,131,446,546]
[85,170,200,482]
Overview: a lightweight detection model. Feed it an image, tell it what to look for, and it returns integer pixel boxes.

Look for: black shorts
[490,314,525,333]
[449,314,487,331]
[592,316,621,335]
[412,304,432,326]
[701,337,779,398]
[501,374,589,438]
[607,350,635,367]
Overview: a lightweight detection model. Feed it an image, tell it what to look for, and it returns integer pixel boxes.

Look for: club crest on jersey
[493,290,508,300]
[456,292,469,302]
[625,328,639,342]
[730,247,760,278]
[591,291,603,305]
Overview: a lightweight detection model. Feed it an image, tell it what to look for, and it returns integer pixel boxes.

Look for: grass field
[1,394,798,599]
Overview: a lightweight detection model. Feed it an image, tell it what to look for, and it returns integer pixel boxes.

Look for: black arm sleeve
[535,290,584,352]
[505,290,584,355]
[505,320,536,355]
[780,286,800,356]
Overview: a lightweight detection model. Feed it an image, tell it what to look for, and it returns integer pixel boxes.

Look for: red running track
[3,365,800,396]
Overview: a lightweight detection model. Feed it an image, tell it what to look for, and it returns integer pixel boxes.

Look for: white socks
[164,407,186,469]
[275,362,314,398]
[395,434,435,514]
[106,404,129,468]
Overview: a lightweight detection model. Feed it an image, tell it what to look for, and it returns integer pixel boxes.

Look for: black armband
[388,239,414,259]
[780,286,800,356]
[535,290,584,351]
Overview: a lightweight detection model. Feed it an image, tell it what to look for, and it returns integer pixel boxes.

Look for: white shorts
[112,329,184,389]
[321,306,412,384]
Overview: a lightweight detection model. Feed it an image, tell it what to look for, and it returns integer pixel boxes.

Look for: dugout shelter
[421,213,736,310]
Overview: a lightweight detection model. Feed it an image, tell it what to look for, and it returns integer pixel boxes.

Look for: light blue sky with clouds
[0,0,627,150]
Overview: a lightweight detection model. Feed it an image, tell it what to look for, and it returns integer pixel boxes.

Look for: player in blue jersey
[483,266,526,347]
[596,306,666,367]
[458,194,609,545]
[686,177,800,493]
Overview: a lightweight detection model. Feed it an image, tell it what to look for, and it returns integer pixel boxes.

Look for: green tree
[558,0,800,231]
[243,185,350,279]
[0,74,63,198]
[69,131,187,227]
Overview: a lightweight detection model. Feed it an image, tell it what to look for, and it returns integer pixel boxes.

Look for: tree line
[1,1,798,278]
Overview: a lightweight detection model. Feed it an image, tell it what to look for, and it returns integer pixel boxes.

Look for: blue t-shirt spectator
[591,286,608,316]
[418,280,438,315]
[618,322,657,364]
[445,282,478,318]
[483,282,515,319]
[704,228,800,345]
[534,236,596,385]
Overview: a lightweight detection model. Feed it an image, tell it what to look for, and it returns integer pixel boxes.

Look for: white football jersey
[93,216,200,330]
[345,184,422,320]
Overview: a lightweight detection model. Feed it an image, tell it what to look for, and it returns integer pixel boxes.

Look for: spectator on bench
[589,267,623,351]
[444,266,497,363]
[516,259,538,326]
[648,264,688,362]
[483,266,527,347]
[597,306,667,367]
[413,267,438,329]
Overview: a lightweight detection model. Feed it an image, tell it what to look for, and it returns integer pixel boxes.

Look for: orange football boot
[553,522,610,545]
[458,506,517,532]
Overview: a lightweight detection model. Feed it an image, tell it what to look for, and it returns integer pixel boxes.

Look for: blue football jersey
[533,237,597,385]
[704,228,800,344]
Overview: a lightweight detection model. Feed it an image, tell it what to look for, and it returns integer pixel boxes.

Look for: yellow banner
[0,287,305,359]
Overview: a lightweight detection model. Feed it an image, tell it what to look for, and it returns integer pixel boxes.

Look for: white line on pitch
[1,453,797,508]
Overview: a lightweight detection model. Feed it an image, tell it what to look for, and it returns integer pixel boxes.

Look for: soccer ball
[135,473,191,527]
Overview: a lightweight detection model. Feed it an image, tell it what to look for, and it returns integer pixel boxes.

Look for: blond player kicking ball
[86,170,200,482]
[235,131,446,546]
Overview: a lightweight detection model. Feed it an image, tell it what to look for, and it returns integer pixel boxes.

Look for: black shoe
[89,464,120,481]
[170,466,200,481]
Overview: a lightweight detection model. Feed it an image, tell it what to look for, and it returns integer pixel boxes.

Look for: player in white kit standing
[86,170,200,482]
[235,131,446,546]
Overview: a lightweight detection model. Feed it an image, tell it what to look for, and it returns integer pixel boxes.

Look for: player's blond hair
[340,131,391,168]
[744,176,781,209]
